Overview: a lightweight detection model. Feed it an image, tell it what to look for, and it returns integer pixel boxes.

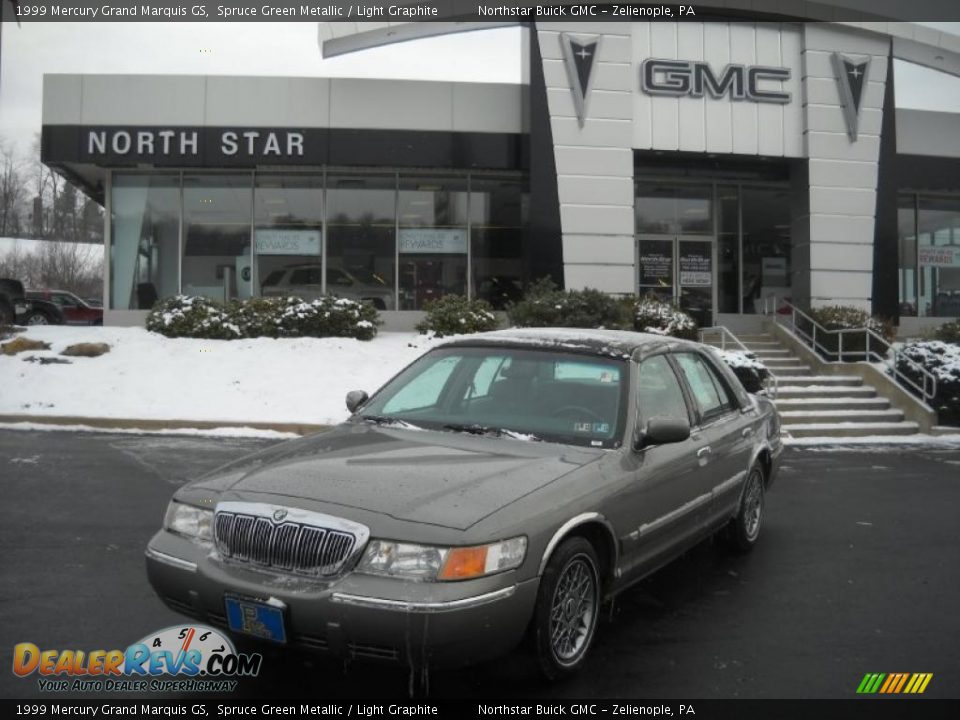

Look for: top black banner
[4,0,960,23]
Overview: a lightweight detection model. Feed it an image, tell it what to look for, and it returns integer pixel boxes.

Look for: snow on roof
[438,327,699,357]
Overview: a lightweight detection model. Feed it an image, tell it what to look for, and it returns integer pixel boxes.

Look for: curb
[0,414,329,436]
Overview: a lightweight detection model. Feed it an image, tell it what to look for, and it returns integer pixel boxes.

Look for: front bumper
[145,530,538,669]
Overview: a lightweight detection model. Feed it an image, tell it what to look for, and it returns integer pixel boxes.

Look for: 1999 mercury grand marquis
[146,329,781,679]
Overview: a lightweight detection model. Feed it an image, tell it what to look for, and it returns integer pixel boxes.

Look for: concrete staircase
[708,332,921,439]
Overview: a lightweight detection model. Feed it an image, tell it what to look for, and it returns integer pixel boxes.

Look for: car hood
[192,424,602,530]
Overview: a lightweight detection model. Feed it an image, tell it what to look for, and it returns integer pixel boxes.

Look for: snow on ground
[1,326,446,425]
[0,422,299,439]
[784,434,960,447]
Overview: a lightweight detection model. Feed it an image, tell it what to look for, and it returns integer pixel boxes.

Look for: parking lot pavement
[2,429,959,699]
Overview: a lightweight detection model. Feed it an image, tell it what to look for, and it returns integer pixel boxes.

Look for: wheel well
[564,522,617,592]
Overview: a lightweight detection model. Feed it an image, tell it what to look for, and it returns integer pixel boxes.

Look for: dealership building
[40,9,960,332]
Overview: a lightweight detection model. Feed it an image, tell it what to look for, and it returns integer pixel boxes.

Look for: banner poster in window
[639,240,674,286]
[255,229,322,256]
[919,246,960,268]
[398,228,468,254]
[679,247,712,286]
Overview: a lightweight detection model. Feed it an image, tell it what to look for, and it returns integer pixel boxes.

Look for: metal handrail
[761,296,938,404]
[699,326,779,399]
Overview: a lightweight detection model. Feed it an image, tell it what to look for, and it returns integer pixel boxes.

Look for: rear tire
[532,536,601,681]
[724,465,765,553]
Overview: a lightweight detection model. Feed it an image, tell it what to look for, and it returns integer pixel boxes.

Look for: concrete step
[778,408,905,425]
[776,385,878,399]
[775,397,890,412]
[760,355,804,364]
[751,349,793,357]
[785,421,921,438]
[768,366,813,376]
[775,375,863,387]
[737,334,776,341]
[743,341,782,349]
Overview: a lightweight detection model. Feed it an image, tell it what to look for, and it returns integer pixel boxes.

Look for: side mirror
[345,390,369,414]
[635,416,691,450]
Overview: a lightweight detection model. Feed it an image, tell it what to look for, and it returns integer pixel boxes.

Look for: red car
[26,290,103,325]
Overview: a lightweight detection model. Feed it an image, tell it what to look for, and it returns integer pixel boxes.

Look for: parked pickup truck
[0,279,66,326]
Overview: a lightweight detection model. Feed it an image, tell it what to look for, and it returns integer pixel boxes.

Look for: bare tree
[0,139,24,236]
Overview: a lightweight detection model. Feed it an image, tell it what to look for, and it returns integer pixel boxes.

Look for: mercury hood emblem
[272,509,288,522]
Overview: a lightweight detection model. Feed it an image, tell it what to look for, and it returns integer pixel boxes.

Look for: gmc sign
[641,59,791,104]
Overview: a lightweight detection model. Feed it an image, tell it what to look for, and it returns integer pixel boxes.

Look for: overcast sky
[1,21,959,155]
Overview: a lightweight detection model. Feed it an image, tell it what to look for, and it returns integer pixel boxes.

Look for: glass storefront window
[470,176,525,309]
[110,174,180,310]
[181,174,253,303]
[717,185,739,314]
[397,176,469,310]
[740,187,791,314]
[898,195,918,317]
[254,175,323,301]
[636,184,712,235]
[917,196,960,318]
[326,175,396,310]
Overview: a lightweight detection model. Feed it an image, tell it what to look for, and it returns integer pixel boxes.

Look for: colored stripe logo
[857,673,933,694]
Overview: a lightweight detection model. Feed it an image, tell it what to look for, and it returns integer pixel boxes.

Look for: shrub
[1,336,51,355]
[415,295,499,338]
[804,305,895,360]
[716,349,771,394]
[61,342,110,357]
[146,294,381,341]
[933,319,960,344]
[895,340,960,426]
[632,295,699,339]
[146,296,241,340]
[507,278,631,330]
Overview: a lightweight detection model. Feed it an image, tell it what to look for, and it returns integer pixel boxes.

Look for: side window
[674,353,736,421]
[290,268,321,286]
[637,356,689,424]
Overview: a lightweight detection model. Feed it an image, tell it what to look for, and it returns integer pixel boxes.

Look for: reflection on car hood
[193,424,602,530]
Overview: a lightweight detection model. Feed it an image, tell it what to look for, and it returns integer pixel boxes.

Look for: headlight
[356,537,527,582]
[163,501,213,542]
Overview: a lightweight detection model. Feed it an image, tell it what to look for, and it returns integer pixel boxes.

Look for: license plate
[224,596,286,643]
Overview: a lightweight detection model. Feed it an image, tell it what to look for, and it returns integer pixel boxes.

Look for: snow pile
[894,340,960,426]
[716,348,767,371]
[0,326,446,425]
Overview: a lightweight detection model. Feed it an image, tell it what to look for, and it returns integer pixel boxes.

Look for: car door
[612,353,711,580]
[672,351,755,530]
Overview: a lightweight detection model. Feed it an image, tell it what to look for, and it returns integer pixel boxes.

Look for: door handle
[697,446,712,458]
[742,427,753,438]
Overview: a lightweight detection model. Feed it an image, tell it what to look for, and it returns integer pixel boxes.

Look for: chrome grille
[214,504,365,577]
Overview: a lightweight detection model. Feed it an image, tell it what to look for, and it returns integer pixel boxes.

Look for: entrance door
[638,235,715,327]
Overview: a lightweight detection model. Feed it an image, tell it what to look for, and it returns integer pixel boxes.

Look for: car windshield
[357,346,628,449]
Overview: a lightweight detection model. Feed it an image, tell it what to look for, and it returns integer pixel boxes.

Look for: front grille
[214,507,361,577]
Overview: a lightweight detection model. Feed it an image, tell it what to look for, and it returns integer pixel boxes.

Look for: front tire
[533,536,601,681]
[725,465,765,553]
[24,310,51,325]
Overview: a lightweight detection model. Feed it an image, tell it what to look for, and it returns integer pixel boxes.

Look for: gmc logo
[641,59,791,103]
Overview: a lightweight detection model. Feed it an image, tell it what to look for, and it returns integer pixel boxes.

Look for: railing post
[812,324,817,355]
[838,331,843,362]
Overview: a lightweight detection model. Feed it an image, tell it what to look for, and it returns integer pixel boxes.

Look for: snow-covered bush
[507,278,630,330]
[415,295,499,338]
[146,295,380,341]
[895,340,960,426]
[146,296,241,340]
[803,305,895,360]
[632,295,698,340]
[716,349,771,394]
[282,296,381,341]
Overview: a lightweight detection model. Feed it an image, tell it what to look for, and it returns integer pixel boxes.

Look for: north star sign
[641,59,792,103]
[85,128,305,159]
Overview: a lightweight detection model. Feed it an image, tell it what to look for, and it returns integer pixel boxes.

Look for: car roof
[437,327,702,358]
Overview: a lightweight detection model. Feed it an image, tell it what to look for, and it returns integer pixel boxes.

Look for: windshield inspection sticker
[574,422,610,434]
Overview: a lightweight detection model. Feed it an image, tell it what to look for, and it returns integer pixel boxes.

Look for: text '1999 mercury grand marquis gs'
[146,328,782,680]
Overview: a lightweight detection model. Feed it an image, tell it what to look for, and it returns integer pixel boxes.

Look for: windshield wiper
[359,415,421,430]
[442,423,541,442]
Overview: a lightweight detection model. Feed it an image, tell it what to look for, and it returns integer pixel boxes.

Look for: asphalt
[1,429,959,700]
